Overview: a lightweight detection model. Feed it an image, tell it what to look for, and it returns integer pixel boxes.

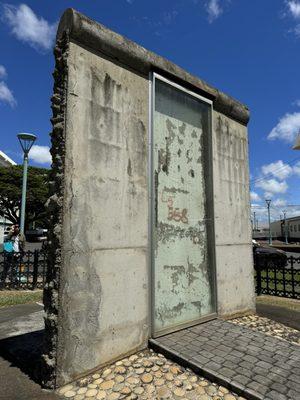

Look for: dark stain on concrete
[127,158,132,176]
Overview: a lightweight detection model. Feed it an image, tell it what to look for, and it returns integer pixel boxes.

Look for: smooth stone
[74,395,85,400]
[92,373,101,379]
[134,387,145,395]
[116,361,123,366]
[102,368,112,377]
[129,355,138,362]
[64,391,76,398]
[113,383,125,392]
[173,388,185,397]
[100,380,114,390]
[196,387,206,395]
[141,373,153,384]
[86,389,98,398]
[88,384,97,389]
[96,391,106,400]
[121,387,132,395]
[115,375,125,383]
[157,387,171,398]
[219,386,229,394]
[93,378,103,385]
[206,386,217,396]
[115,366,126,374]
[165,373,174,381]
[126,377,139,385]
[198,395,212,400]
[59,385,73,394]
[174,379,183,387]
[155,378,165,386]
[77,388,88,394]
[190,376,198,383]
[170,366,181,375]
[135,367,145,375]
[224,395,237,400]
[108,393,120,400]
[154,371,163,378]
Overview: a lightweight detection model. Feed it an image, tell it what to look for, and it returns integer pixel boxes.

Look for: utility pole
[283,210,288,244]
[253,212,256,233]
[266,199,272,245]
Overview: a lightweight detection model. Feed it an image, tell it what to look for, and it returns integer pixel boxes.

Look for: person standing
[1,225,24,287]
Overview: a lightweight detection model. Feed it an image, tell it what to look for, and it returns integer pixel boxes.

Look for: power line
[250,156,300,185]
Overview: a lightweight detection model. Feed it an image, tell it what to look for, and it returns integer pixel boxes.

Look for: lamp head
[17,133,36,154]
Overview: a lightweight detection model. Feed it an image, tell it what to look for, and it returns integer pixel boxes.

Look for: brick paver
[149,319,300,400]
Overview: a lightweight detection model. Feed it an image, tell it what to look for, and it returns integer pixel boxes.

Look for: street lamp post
[17,133,36,235]
[266,199,272,245]
[283,210,288,244]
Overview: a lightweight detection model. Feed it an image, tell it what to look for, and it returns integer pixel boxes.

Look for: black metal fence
[255,256,300,299]
[0,250,47,290]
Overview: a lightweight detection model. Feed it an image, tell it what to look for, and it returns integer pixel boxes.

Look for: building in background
[270,216,300,242]
[0,150,16,167]
[0,150,16,245]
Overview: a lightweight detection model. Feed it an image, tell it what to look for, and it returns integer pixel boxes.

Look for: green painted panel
[153,78,215,334]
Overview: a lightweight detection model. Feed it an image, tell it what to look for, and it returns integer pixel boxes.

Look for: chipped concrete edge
[56,8,250,126]
[41,30,70,389]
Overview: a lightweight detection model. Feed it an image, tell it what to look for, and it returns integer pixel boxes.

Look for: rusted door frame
[149,72,218,338]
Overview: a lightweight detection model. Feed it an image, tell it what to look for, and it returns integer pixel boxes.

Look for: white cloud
[206,0,223,22]
[0,65,7,79]
[272,198,288,207]
[29,145,51,165]
[261,160,293,181]
[287,0,300,19]
[250,191,261,202]
[255,178,288,197]
[267,112,300,143]
[0,81,16,107]
[2,4,57,51]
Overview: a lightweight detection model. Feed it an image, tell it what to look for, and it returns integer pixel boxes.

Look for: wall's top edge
[57,8,250,126]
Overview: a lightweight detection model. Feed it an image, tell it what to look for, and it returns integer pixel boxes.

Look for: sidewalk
[0,302,59,400]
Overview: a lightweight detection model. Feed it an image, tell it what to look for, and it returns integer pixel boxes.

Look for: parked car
[25,228,48,243]
[252,240,287,269]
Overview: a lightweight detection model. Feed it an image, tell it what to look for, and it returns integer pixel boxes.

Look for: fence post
[254,254,262,295]
[32,250,38,290]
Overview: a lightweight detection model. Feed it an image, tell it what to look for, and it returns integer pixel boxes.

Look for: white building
[270,216,300,241]
[0,150,16,167]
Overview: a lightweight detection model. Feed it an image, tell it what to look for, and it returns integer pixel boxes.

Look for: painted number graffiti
[161,190,188,224]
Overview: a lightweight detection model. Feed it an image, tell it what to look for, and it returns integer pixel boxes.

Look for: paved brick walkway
[149,319,300,400]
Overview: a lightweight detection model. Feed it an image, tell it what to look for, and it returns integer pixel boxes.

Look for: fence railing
[255,256,300,299]
[0,250,47,290]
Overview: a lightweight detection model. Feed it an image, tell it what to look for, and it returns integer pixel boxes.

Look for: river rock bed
[58,349,245,399]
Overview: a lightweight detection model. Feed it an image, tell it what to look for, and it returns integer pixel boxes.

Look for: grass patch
[255,269,300,297]
[0,289,43,307]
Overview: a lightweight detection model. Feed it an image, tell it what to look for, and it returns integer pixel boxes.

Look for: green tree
[0,165,50,228]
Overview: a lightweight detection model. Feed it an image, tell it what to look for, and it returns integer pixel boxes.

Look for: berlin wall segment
[42,8,254,388]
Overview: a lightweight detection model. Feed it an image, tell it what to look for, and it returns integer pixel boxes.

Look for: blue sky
[1,0,300,224]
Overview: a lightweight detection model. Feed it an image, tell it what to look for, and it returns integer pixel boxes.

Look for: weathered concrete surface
[55,42,149,385]
[212,111,255,316]
[57,8,249,126]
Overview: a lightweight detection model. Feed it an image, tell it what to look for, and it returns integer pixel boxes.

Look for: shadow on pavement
[0,329,44,385]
